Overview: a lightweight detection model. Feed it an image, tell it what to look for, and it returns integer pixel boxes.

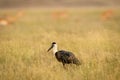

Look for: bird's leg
[62,63,66,69]
[63,63,65,67]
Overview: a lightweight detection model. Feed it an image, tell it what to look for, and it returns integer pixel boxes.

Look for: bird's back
[55,50,81,65]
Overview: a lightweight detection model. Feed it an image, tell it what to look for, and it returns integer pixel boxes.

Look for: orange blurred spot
[101,9,113,21]
[52,11,68,20]
[0,10,24,26]
[16,10,24,18]
[0,19,9,26]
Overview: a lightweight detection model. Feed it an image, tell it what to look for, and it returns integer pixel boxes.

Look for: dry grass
[0,8,120,80]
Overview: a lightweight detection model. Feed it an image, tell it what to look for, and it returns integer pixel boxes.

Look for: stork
[47,42,81,68]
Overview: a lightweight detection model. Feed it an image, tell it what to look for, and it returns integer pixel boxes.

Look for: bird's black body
[55,50,81,66]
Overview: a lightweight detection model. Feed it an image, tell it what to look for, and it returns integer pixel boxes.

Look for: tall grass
[0,8,120,80]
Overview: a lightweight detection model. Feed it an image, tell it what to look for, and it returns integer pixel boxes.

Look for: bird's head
[47,42,57,52]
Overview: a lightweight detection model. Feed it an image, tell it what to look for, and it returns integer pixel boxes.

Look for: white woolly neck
[53,44,58,54]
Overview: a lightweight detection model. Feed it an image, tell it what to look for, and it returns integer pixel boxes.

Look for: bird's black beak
[47,44,53,52]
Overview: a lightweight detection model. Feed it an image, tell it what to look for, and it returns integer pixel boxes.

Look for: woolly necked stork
[47,42,81,67]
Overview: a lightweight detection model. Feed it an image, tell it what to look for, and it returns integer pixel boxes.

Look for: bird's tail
[73,58,81,66]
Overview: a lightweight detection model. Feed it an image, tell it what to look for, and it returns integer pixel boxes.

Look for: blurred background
[0,0,120,80]
[0,0,120,8]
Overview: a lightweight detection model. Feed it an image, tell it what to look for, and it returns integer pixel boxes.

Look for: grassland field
[0,8,120,80]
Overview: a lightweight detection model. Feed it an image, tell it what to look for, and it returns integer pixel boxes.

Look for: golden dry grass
[0,8,120,80]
